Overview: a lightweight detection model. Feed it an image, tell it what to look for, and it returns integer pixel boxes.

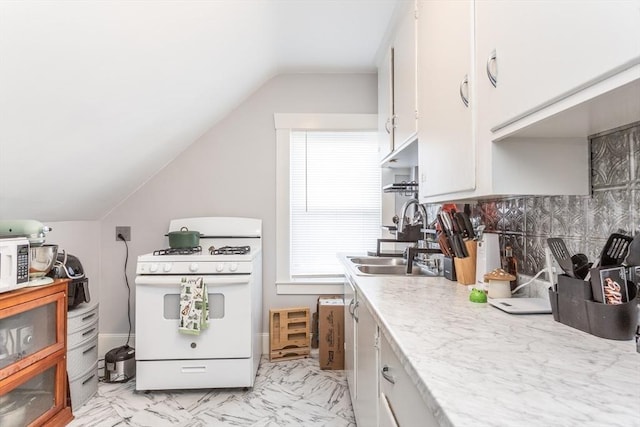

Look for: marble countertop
[340,255,640,427]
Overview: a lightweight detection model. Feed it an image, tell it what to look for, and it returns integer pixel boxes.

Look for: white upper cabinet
[392,3,418,148]
[417,0,638,203]
[476,0,640,133]
[379,1,419,168]
[418,0,475,198]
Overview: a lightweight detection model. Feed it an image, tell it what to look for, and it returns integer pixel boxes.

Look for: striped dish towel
[178,277,209,335]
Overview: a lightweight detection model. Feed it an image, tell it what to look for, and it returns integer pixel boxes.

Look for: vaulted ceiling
[0,0,399,221]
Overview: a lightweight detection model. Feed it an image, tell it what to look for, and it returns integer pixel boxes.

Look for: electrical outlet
[116,226,131,241]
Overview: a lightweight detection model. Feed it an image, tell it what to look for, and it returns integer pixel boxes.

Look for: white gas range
[134,217,262,391]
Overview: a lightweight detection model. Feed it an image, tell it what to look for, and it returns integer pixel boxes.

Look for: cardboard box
[317,296,344,370]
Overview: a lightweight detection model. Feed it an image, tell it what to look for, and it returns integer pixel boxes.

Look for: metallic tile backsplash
[468,122,639,276]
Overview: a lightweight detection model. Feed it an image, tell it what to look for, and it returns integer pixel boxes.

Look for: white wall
[99,73,378,336]
[45,221,101,302]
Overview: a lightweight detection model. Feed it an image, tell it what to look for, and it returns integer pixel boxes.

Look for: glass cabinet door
[0,291,65,376]
[0,356,65,427]
[0,303,56,369]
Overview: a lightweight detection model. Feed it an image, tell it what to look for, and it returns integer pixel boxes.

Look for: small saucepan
[167,227,201,249]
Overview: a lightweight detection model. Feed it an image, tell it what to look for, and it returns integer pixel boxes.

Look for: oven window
[163,294,224,320]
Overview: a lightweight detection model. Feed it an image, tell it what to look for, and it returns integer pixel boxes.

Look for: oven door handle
[134,275,250,286]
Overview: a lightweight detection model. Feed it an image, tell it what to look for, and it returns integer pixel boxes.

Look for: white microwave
[0,237,30,293]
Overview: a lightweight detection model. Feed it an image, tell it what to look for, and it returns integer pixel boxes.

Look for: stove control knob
[150,263,159,273]
[229,262,238,272]
[216,263,225,272]
[189,263,199,272]
[163,263,172,273]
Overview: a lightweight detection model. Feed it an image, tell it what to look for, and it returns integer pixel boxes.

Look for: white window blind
[290,131,381,277]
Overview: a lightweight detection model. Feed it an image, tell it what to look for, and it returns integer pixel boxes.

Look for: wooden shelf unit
[0,280,73,426]
[269,307,311,361]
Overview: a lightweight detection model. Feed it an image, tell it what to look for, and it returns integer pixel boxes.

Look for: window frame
[274,113,378,295]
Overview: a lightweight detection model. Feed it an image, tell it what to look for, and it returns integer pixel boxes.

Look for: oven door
[134,274,252,360]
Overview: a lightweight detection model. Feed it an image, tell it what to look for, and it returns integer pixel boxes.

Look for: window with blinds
[290,131,381,277]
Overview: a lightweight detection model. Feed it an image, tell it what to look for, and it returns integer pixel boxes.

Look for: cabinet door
[392,3,418,147]
[418,0,475,199]
[0,291,66,379]
[378,47,394,160]
[476,0,640,131]
[343,276,356,404]
[0,352,69,427]
[354,299,378,427]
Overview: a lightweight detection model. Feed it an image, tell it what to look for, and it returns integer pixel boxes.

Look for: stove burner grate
[209,245,251,255]
[153,246,202,256]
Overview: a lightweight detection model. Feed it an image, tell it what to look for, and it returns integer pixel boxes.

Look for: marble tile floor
[68,352,355,427]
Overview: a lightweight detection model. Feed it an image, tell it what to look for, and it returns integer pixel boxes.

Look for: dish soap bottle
[503,245,518,291]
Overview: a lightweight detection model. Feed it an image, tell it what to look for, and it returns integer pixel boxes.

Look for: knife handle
[458,211,475,240]
[455,234,469,258]
[454,213,468,238]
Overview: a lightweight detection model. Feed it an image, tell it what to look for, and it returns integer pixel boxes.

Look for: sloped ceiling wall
[0,0,398,221]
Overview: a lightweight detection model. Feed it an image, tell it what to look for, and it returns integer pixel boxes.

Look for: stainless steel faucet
[397,198,428,237]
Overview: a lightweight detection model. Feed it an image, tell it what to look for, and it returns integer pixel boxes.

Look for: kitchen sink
[355,264,436,277]
[348,257,407,266]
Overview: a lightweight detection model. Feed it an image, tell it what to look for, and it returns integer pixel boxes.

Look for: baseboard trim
[98,334,135,359]
[261,332,269,355]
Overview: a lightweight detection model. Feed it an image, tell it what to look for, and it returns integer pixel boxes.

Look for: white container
[476,233,501,286]
[488,280,512,299]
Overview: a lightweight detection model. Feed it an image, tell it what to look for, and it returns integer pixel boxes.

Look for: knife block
[454,240,477,285]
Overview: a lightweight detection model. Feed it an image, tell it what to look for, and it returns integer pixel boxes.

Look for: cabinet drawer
[67,319,98,349]
[69,361,98,410]
[67,302,99,333]
[67,336,98,381]
[379,392,399,427]
[379,334,437,427]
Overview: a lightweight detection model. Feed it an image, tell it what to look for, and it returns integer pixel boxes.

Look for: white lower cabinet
[345,274,378,427]
[345,274,437,427]
[379,333,437,427]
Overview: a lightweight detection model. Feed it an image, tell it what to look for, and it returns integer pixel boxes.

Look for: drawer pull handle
[82,374,96,385]
[82,328,96,337]
[486,49,498,87]
[459,74,469,107]
[382,365,396,384]
[348,298,355,316]
[81,313,96,321]
[82,344,97,355]
[181,366,207,373]
[353,301,360,323]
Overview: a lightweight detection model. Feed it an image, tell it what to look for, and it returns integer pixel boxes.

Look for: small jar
[487,279,511,298]
[484,268,517,299]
